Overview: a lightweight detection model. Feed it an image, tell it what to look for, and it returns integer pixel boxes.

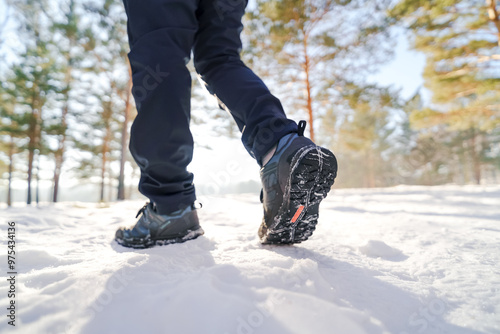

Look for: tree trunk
[52,112,68,202]
[27,112,37,205]
[53,162,61,202]
[27,143,34,205]
[129,164,138,199]
[367,149,375,188]
[117,64,133,200]
[486,0,500,46]
[100,109,112,202]
[100,162,106,202]
[52,128,66,203]
[471,131,481,185]
[108,164,113,203]
[7,136,14,207]
[303,35,315,142]
[100,147,107,202]
[27,91,41,205]
[53,81,70,202]
[35,151,40,205]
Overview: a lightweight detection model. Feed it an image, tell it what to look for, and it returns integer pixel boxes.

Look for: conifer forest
[0,0,499,205]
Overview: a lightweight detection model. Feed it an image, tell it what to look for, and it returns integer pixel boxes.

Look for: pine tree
[5,49,58,204]
[5,0,60,203]
[85,0,135,200]
[336,84,399,187]
[0,2,9,50]
[72,92,121,202]
[390,0,500,184]
[0,86,24,206]
[246,0,394,141]
[48,0,95,202]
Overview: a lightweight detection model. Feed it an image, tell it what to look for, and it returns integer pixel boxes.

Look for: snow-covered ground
[0,185,499,334]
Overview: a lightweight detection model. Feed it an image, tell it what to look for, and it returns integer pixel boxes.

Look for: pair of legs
[124,0,298,214]
[116,0,338,248]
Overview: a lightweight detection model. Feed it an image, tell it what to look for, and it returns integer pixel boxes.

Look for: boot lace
[136,203,149,218]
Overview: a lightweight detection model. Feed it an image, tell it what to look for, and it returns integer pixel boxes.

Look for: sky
[368,32,426,100]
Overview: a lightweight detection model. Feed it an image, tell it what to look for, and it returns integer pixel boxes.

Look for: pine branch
[454,88,479,98]
[486,0,500,46]
[477,54,500,62]
[441,68,472,79]
[0,5,9,43]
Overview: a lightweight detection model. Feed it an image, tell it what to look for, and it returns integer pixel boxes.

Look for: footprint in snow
[359,240,408,261]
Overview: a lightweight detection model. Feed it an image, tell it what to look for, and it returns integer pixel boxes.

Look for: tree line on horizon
[0,0,499,206]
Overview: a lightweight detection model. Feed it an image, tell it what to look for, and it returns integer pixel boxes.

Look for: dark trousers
[123,0,297,214]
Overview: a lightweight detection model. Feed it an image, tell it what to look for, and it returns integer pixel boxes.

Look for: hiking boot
[259,121,337,244]
[115,202,204,248]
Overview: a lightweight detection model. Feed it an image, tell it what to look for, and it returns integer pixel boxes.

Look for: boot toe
[115,228,125,240]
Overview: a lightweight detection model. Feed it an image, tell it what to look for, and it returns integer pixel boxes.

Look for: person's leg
[192,0,297,165]
[124,0,198,214]
[116,0,205,249]
[193,0,338,244]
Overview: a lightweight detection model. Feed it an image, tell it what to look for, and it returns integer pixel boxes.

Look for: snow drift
[0,185,499,334]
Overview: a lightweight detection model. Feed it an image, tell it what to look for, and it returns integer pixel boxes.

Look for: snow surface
[0,185,499,334]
